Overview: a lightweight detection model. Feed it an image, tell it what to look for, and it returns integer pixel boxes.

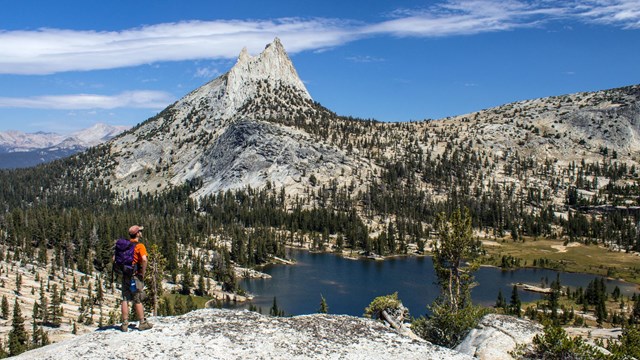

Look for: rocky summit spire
[176,38,311,120]
[225,38,311,109]
[237,47,250,65]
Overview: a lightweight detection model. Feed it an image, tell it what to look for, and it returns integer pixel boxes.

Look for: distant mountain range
[0,123,129,169]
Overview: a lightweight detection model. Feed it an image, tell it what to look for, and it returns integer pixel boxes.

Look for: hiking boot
[120,322,129,332]
[138,320,153,331]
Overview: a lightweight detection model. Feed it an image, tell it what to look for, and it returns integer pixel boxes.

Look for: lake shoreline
[277,243,640,288]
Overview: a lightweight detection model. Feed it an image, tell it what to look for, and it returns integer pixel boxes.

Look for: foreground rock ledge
[16,309,471,360]
[455,314,543,360]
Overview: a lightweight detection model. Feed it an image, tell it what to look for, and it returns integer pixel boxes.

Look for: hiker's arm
[139,255,148,276]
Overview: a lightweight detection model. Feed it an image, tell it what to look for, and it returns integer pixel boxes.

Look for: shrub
[411,303,490,348]
[530,324,605,359]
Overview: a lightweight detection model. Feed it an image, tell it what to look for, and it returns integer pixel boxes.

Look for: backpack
[113,238,136,275]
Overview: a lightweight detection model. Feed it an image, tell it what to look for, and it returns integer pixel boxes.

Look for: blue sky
[0,0,638,134]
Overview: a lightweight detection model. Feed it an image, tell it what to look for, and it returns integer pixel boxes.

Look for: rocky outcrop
[455,314,543,360]
[15,309,472,360]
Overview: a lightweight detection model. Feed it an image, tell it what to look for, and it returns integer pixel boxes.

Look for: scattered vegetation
[0,73,639,355]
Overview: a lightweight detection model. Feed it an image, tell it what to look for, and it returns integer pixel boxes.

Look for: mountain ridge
[69,38,640,245]
[0,123,129,169]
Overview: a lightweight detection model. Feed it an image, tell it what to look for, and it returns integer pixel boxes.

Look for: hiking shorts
[122,273,146,304]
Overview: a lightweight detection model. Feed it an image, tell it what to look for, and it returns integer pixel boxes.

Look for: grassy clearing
[482,237,640,285]
[163,292,214,309]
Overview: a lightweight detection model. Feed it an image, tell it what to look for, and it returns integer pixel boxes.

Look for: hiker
[114,225,153,331]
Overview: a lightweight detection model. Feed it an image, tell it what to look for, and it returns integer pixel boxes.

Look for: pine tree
[40,328,49,347]
[95,277,104,304]
[185,296,195,312]
[160,296,174,316]
[596,295,607,326]
[495,290,506,310]
[0,339,7,358]
[611,286,621,301]
[98,306,104,327]
[318,294,329,314]
[32,301,40,323]
[49,284,62,327]
[413,208,486,348]
[180,266,193,295]
[547,274,561,323]
[31,316,40,348]
[197,275,206,297]
[8,298,28,356]
[87,282,92,301]
[510,285,521,317]
[145,244,166,316]
[432,208,481,312]
[39,280,49,325]
[31,300,49,348]
[174,296,186,315]
[1,295,9,319]
[15,273,22,295]
[632,294,640,324]
[270,297,285,317]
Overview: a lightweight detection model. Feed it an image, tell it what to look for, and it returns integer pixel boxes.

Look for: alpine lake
[226,248,639,317]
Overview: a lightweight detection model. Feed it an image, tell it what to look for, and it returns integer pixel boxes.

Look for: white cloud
[0,1,637,75]
[0,91,174,110]
[0,18,356,75]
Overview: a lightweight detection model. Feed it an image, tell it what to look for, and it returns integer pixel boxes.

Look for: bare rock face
[455,314,543,360]
[192,119,366,196]
[15,309,472,360]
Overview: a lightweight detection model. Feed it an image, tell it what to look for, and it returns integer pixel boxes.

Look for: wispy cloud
[194,66,222,79]
[0,1,637,75]
[577,0,640,29]
[346,55,385,63]
[374,0,640,35]
[0,91,174,109]
[367,0,567,37]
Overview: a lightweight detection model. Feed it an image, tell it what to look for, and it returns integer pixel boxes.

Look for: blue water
[232,249,639,317]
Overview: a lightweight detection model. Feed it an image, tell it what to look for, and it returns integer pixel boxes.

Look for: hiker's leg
[134,302,144,321]
[132,276,146,321]
[121,300,129,322]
